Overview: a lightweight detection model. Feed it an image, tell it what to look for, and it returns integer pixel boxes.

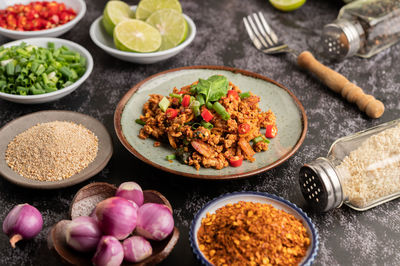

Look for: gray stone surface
[0,0,399,265]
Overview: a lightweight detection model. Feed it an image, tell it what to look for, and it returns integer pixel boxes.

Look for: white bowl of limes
[89,0,196,64]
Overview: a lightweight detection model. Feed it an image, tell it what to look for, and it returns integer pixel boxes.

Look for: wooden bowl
[48,182,179,265]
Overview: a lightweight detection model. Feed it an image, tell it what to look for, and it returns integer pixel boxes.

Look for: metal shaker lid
[321,19,364,60]
[299,157,344,212]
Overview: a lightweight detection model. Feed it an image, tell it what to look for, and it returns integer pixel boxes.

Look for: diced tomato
[201,108,214,122]
[238,123,251,135]
[165,108,178,120]
[229,156,243,167]
[265,125,278,138]
[227,90,239,100]
[181,95,191,107]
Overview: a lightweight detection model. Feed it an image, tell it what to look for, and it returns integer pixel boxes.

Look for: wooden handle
[297,51,384,119]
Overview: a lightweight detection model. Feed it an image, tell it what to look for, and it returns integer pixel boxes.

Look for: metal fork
[243,12,384,119]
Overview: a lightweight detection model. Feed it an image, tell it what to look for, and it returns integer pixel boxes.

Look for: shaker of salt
[321,0,400,60]
[299,119,400,212]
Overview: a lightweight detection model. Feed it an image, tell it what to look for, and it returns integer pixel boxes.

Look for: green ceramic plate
[114,66,307,179]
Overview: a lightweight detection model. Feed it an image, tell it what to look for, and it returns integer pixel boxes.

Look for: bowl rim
[0,0,87,37]
[89,6,197,58]
[189,191,319,266]
[114,65,308,180]
[0,37,93,100]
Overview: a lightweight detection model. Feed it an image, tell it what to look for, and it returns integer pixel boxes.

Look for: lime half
[114,19,162,53]
[103,1,133,36]
[146,9,188,51]
[136,0,182,21]
[269,0,306,11]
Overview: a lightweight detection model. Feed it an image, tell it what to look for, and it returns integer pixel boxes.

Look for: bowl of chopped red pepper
[0,0,86,40]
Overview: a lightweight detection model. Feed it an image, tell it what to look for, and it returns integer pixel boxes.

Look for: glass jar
[299,119,400,212]
[321,0,400,60]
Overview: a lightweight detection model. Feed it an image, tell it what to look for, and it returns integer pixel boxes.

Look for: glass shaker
[321,0,400,60]
[299,119,400,212]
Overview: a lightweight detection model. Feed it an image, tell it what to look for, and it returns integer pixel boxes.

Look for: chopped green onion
[166,154,176,160]
[191,123,201,130]
[196,94,205,106]
[212,102,230,120]
[252,136,270,144]
[240,92,251,99]
[169,93,182,102]
[6,62,14,76]
[135,119,146,125]
[159,97,170,112]
[201,121,214,129]
[206,102,213,109]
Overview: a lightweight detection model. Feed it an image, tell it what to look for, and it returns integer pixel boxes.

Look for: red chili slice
[229,156,243,167]
[227,90,239,100]
[181,94,191,107]
[201,108,214,122]
[238,123,251,135]
[165,108,178,120]
[265,125,278,138]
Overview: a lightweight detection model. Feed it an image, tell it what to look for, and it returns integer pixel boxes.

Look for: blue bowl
[190,191,319,266]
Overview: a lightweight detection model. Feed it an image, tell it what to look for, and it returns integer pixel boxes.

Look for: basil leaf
[194,75,229,104]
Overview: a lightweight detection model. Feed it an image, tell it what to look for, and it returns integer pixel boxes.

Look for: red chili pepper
[201,108,214,122]
[0,2,77,31]
[238,123,251,135]
[227,90,239,100]
[165,108,178,120]
[265,125,278,138]
[229,156,243,167]
[177,91,185,94]
[181,95,191,107]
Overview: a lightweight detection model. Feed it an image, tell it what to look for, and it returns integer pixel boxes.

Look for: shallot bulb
[2,203,43,248]
[115,182,144,206]
[65,216,102,252]
[136,203,174,241]
[92,236,124,266]
[123,236,152,263]
[95,197,138,240]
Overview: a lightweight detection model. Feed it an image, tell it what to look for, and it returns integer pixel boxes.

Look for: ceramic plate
[114,66,307,179]
[189,192,319,266]
[0,111,113,189]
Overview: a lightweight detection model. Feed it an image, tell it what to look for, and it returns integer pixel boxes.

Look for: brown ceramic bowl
[114,66,307,180]
[48,182,179,265]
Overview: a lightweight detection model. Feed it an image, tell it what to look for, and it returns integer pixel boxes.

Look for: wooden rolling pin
[297,51,384,119]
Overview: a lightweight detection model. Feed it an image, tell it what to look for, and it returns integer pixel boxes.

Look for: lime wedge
[146,9,188,51]
[136,0,182,21]
[102,1,133,36]
[269,0,306,11]
[114,19,162,53]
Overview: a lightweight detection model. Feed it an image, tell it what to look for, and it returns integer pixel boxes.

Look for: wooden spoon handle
[297,51,384,119]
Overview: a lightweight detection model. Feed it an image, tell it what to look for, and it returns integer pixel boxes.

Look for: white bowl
[0,37,93,104]
[190,192,319,266]
[89,6,196,64]
[0,0,86,40]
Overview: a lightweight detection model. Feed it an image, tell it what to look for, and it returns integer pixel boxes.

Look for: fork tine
[246,15,271,50]
[257,12,279,44]
[252,13,274,47]
[243,17,263,50]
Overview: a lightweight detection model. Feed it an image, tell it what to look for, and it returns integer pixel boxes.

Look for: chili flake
[197,201,310,266]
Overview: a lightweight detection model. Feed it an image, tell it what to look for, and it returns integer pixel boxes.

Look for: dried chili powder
[197,201,310,266]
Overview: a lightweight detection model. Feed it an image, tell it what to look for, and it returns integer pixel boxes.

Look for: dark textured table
[1,0,400,265]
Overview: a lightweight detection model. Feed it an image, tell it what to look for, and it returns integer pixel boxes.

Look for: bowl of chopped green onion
[0,37,93,104]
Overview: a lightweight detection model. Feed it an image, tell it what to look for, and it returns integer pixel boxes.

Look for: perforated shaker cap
[321,19,364,60]
[299,157,344,212]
